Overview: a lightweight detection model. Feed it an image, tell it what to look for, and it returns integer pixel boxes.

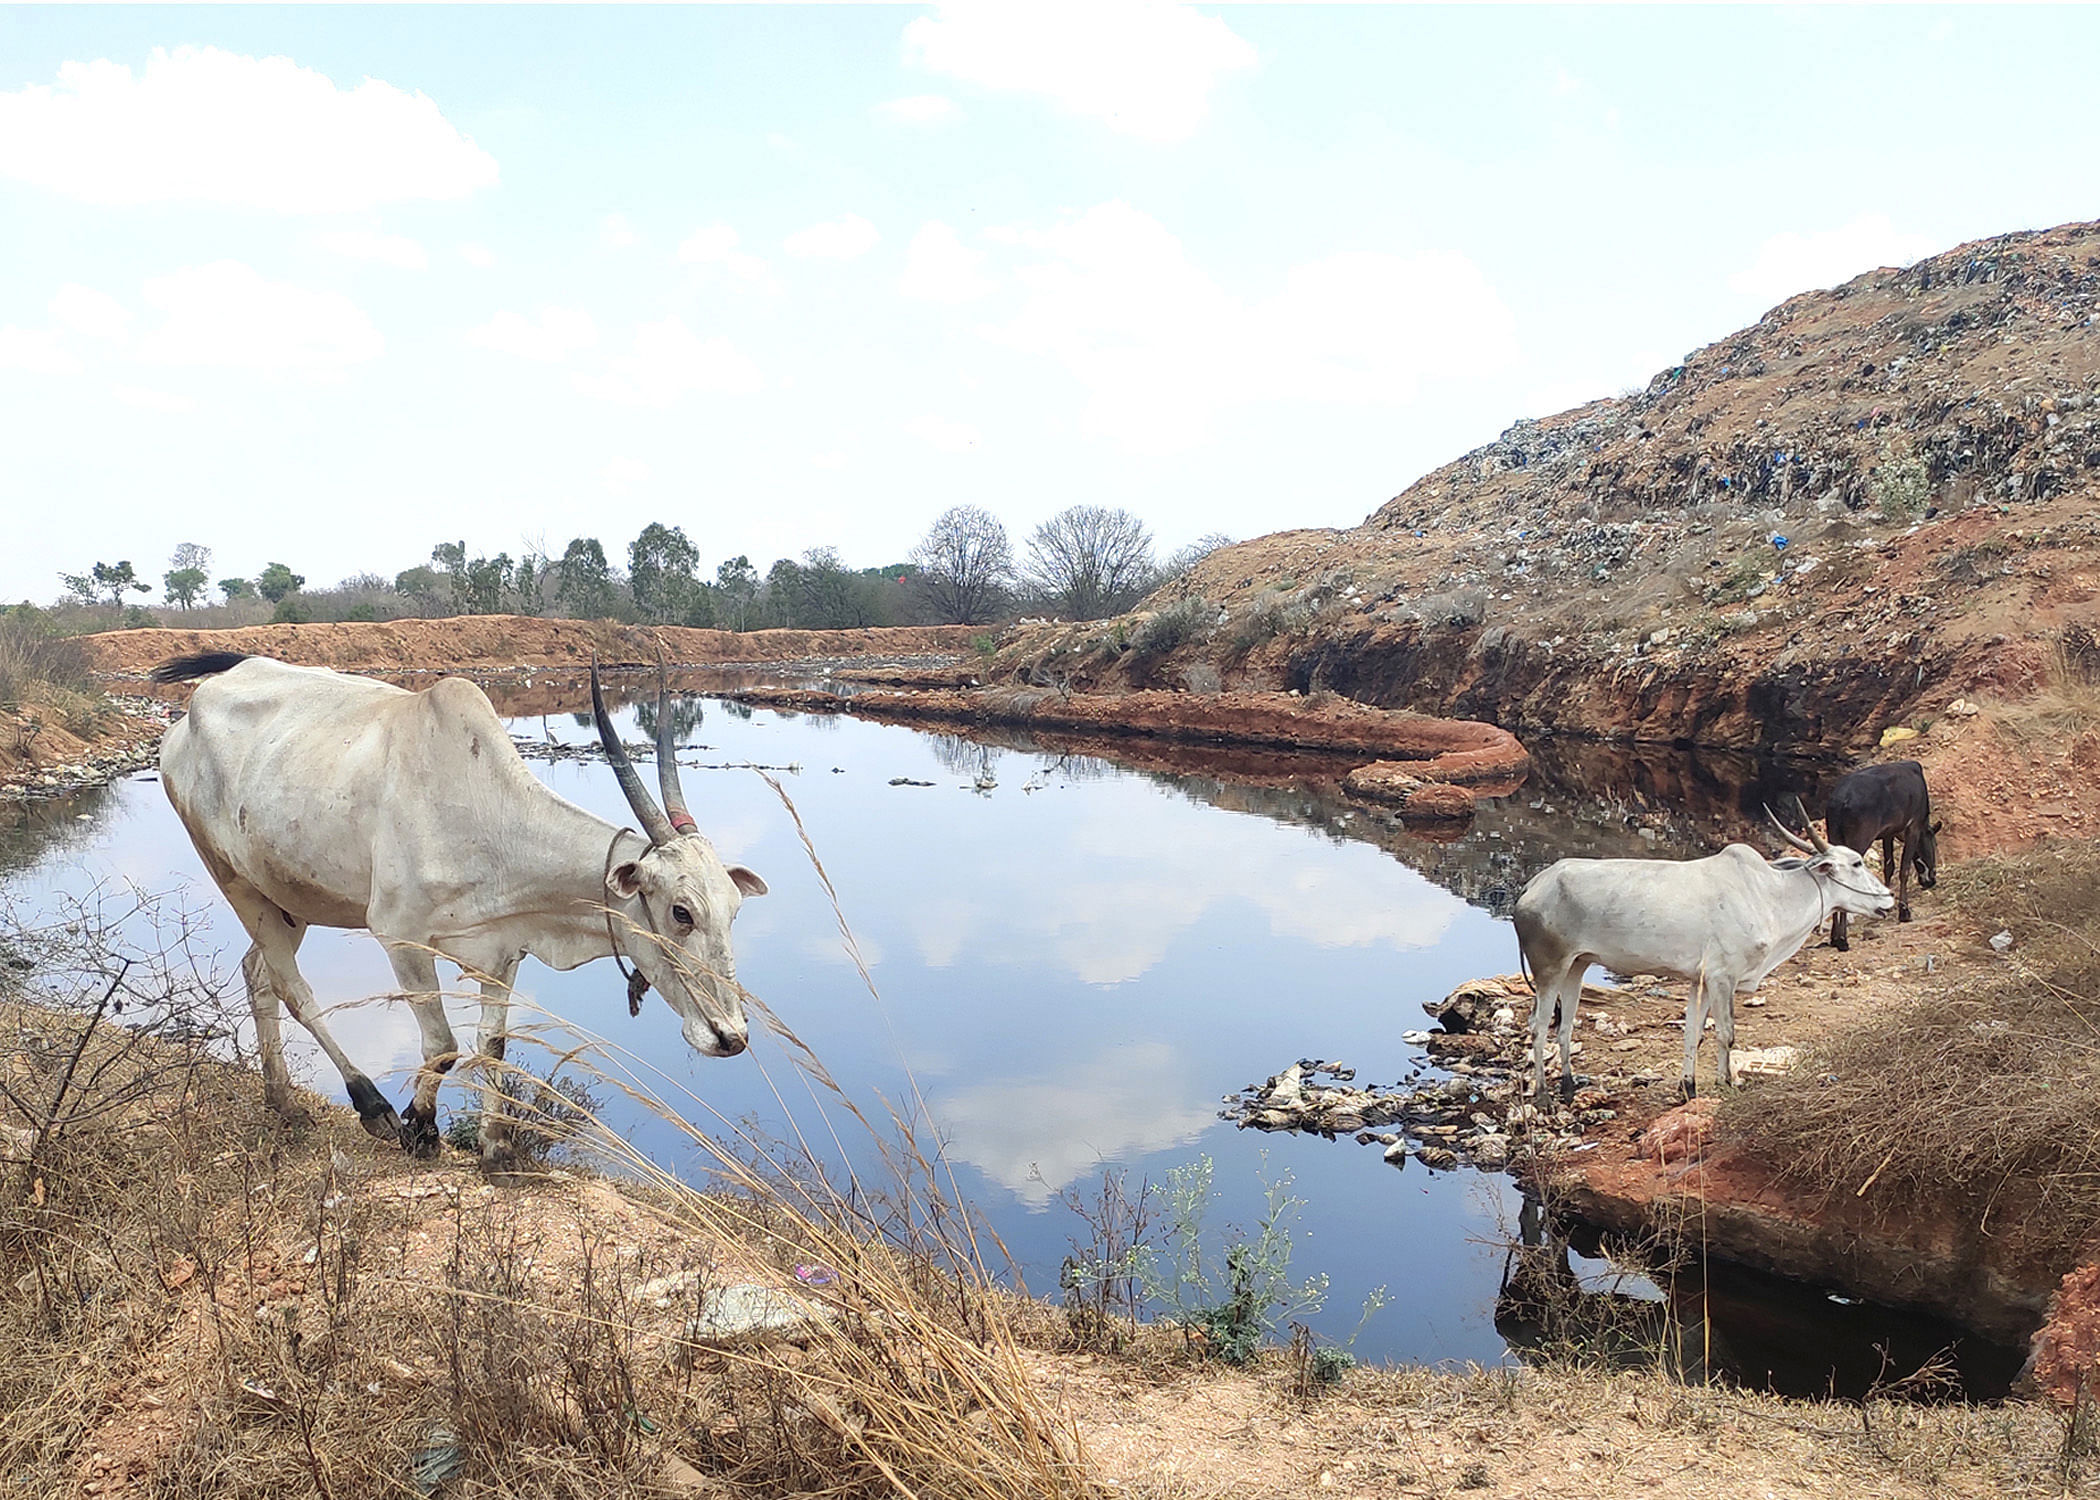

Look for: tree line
[47,507,1231,632]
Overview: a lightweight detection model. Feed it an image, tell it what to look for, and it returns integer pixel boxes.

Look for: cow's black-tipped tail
[149,651,254,684]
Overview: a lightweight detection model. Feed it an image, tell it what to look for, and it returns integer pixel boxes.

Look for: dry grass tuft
[1985,632,2100,746]
[1725,839,2100,1274]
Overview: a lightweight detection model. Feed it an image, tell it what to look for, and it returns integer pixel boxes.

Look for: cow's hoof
[1832,936,1850,952]
[1681,1080,1698,1102]
[358,1108,403,1143]
[479,1139,519,1173]
[1898,906,1913,923]
[398,1107,443,1159]
[1557,1080,1577,1105]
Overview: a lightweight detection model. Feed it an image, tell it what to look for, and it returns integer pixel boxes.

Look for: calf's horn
[591,653,678,847]
[1764,802,1818,855]
[653,638,697,836]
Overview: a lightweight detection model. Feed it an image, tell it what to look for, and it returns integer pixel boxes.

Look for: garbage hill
[1004,219,2100,758]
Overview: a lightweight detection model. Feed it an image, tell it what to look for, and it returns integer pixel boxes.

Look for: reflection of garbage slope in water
[1496,1194,2027,1400]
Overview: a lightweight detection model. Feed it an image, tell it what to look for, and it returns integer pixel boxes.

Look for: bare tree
[1161,532,1232,581]
[1024,505,1155,621]
[910,505,1013,624]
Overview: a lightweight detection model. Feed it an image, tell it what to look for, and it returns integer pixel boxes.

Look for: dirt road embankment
[77,616,987,677]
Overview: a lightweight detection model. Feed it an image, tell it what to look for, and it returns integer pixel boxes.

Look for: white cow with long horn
[153,648,765,1161]
[1514,798,1893,1102]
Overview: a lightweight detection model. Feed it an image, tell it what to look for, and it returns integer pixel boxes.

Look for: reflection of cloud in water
[931,1041,1217,1207]
[908,895,973,968]
[1038,802,1457,985]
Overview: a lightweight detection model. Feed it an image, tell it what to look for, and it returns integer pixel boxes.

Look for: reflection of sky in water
[15,699,1522,1366]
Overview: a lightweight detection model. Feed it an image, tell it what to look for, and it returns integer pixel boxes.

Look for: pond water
[0,675,2021,1392]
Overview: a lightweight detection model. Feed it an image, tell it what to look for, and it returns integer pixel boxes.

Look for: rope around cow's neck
[602,828,653,1017]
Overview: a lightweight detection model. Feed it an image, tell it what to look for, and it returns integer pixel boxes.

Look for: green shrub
[1872,445,1931,523]
[270,597,314,625]
[1130,596,1215,659]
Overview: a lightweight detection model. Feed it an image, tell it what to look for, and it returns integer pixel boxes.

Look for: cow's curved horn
[1793,794,1830,853]
[1764,802,1818,855]
[653,638,697,836]
[591,654,676,847]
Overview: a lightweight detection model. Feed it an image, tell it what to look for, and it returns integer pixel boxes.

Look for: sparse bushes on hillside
[0,605,93,715]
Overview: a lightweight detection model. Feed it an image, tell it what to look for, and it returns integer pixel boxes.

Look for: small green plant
[1137,1153,1332,1364]
[970,632,999,657]
[443,1065,605,1165]
[270,596,314,625]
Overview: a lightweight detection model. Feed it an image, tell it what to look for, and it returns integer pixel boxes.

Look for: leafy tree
[628,522,700,624]
[910,505,1013,624]
[793,547,882,628]
[430,541,470,613]
[463,552,514,615]
[394,566,444,613]
[1024,506,1155,621]
[511,550,549,618]
[162,567,208,609]
[62,561,152,610]
[715,555,758,631]
[556,537,615,619]
[762,557,804,627]
[162,542,213,608]
[219,577,253,603]
[255,563,305,604]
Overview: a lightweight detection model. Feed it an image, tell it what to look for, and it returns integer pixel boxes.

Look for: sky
[4,4,2099,604]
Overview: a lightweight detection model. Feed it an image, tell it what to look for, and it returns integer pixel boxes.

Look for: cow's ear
[728,866,767,898]
[607,861,644,899]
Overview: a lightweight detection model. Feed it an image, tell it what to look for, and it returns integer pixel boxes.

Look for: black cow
[1823,759,1941,951]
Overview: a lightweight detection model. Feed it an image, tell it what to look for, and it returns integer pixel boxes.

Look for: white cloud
[573,317,763,407]
[676,224,777,288]
[314,229,428,270]
[903,1,1255,143]
[49,284,130,340]
[783,214,880,262]
[1729,215,1941,308]
[601,213,638,250]
[0,326,83,375]
[0,45,498,212]
[465,306,598,362]
[457,242,496,269]
[982,201,1518,453]
[111,384,194,413]
[899,221,996,303]
[906,414,980,453]
[136,261,384,373]
[603,456,652,490]
[873,94,960,126]
[810,452,847,470]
